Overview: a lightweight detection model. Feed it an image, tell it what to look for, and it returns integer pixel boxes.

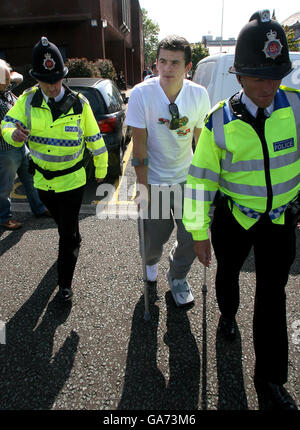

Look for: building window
[119,0,130,34]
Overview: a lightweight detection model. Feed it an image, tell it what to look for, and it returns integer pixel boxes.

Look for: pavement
[0,141,299,414]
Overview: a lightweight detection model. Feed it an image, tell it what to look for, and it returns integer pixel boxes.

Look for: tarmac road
[0,142,299,413]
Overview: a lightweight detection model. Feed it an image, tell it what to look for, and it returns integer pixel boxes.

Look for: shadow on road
[118,283,253,410]
[0,263,79,409]
[0,219,53,258]
[0,213,93,259]
[117,286,200,410]
[216,321,248,410]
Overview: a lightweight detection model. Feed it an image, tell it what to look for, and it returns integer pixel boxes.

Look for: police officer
[183,11,299,409]
[1,37,108,301]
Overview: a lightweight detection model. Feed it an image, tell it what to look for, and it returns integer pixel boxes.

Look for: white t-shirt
[126,77,210,184]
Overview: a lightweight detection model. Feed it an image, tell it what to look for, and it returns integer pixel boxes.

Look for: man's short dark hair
[156,35,192,66]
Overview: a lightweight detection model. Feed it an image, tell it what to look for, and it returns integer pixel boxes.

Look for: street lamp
[220,0,224,52]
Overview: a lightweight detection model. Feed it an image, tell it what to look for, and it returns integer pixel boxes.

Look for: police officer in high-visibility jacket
[183,11,299,410]
[1,37,108,302]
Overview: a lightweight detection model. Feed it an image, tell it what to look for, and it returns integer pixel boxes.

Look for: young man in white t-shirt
[126,35,210,306]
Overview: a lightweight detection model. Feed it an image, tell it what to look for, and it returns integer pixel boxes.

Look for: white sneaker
[167,271,194,307]
[146,264,158,282]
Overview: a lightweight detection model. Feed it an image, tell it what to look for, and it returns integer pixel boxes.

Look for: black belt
[29,159,84,180]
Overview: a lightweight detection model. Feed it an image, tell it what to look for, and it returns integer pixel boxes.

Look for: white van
[193,52,300,107]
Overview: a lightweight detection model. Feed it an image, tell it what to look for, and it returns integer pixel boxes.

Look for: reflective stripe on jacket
[1,85,108,192]
[183,86,300,241]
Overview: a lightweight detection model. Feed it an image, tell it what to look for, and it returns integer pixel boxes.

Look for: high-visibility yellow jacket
[183,86,300,241]
[1,85,108,192]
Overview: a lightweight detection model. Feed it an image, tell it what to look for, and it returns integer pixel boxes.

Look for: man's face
[38,79,63,98]
[157,49,191,87]
[238,75,281,108]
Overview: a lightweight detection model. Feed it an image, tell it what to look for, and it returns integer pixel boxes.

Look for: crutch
[202,265,207,294]
[201,264,207,409]
[138,214,150,321]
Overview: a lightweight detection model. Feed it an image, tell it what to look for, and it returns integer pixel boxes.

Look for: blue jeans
[0,146,46,223]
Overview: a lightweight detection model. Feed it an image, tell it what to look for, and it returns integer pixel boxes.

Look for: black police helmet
[229,10,292,80]
[29,37,68,84]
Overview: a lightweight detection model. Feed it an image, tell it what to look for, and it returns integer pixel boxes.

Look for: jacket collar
[31,84,69,107]
[31,87,44,107]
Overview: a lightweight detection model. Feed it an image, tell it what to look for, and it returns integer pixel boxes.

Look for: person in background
[0,59,49,230]
[183,10,299,409]
[1,37,108,301]
[144,63,158,80]
[126,35,210,307]
[117,70,126,90]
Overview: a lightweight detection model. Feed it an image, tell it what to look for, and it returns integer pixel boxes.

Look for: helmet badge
[262,30,283,60]
[259,10,271,23]
[43,52,56,71]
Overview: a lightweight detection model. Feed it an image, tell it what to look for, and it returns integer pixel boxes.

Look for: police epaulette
[77,92,89,105]
[23,85,39,95]
[280,85,300,94]
[204,100,225,123]
[210,100,226,115]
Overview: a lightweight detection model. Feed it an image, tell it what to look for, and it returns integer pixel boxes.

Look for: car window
[112,83,124,106]
[193,61,216,89]
[101,81,122,113]
[70,86,107,116]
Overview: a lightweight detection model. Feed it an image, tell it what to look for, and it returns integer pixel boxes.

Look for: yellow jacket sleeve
[183,118,222,240]
[0,94,28,147]
[82,101,108,179]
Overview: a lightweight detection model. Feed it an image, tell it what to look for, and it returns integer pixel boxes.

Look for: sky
[138,0,299,43]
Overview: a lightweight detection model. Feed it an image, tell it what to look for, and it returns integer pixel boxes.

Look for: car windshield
[193,61,215,89]
[71,86,107,116]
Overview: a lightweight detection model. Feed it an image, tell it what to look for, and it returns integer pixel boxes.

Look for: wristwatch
[131,158,148,166]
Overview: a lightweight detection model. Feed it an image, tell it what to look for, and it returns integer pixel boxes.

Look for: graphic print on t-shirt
[157,115,190,136]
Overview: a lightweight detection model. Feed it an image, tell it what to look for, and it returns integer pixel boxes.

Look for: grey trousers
[139,183,196,279]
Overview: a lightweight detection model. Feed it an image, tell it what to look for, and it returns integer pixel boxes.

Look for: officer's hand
[12,123,30,142]
[194,239,211,267]
[95,177,104,184]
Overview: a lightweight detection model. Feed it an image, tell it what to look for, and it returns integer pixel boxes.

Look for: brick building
[0,0,144,86]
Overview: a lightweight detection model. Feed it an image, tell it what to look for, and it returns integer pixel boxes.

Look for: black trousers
[211,202,296,384]
[38,186,84,290]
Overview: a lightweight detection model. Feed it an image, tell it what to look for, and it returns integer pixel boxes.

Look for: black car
[63,77,131,180]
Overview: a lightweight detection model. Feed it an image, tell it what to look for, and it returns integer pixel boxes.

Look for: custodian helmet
[29,36,68,84]
[229,10,292,80]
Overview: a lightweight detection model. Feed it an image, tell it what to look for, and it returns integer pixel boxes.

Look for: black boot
[254,375,298,410]
[217,315,237,341]
[59,287,73,302]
